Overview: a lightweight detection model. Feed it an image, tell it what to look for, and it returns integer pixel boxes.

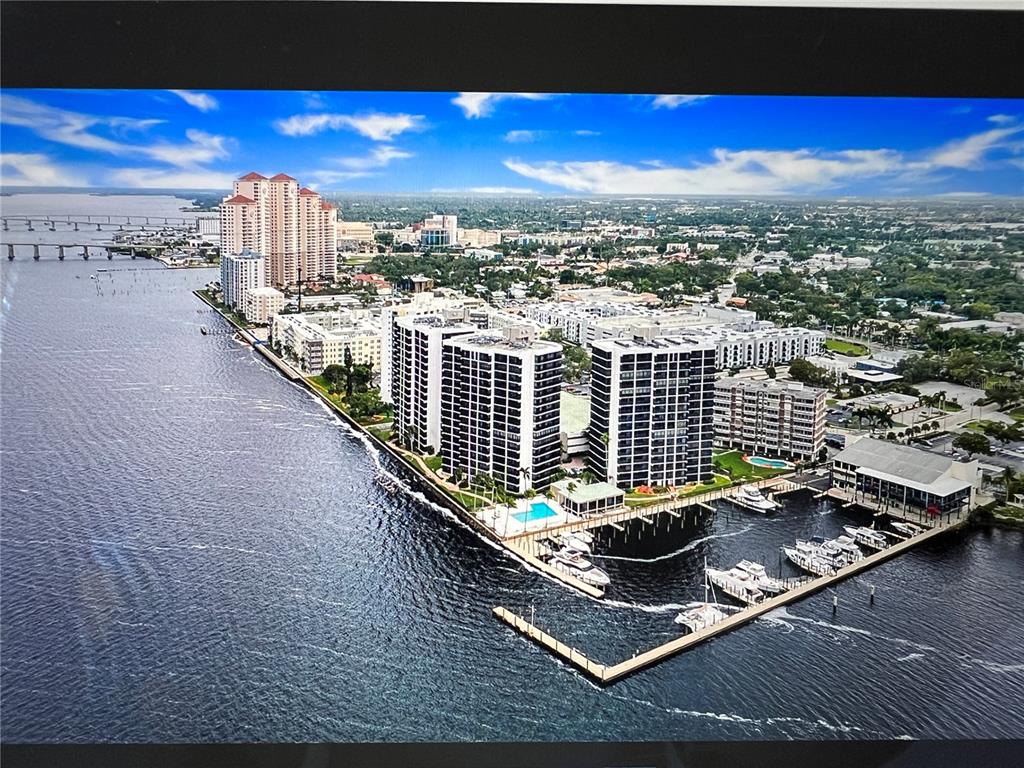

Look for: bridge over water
[5,242,170,261]
[1,214,218,233]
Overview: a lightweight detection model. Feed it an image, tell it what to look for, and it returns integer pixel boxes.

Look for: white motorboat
[891,521,924,537]
[831,535,864,560]
[568,530,594,545]
[706,566,765,605]
[843,525,889,552]
[674,601,731,632]
[550,548,610,587]
[730,485,780,514]
[785,542,839,577]
[558,532,592,554]
[734,559,787,594]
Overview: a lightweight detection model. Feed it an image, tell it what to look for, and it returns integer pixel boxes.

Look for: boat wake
[593,524,754,564]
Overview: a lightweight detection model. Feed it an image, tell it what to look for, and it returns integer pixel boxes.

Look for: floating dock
[494,518,966,684]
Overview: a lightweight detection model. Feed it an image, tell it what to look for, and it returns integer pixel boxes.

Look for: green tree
[952,431,992,457]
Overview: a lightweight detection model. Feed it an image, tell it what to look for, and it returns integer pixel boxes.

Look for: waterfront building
[220,248,266,309]
[588,328,717,490]
[272,310,381,375]
[714,378,827,461]
[392,314,478,454]
[551,480,625,517]
[830,437,980,518]
[560,391,591,458]
[221,172,337,287]
[242,286,286,326]
[420,214,459,247]
[440,327,563,494]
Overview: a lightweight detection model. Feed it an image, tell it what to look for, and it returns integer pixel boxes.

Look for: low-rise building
[830,437,980,519]
[714,378,827,461]
[242,286,286,325]
[272,310,381,375]
[551,480,625,517]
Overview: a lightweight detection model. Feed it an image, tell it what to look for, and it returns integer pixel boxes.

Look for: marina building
[551,480,625,518]
[220,248,266,309]
[714,378,827,461]
[392,314,478,454]
[440,327,563,494]
[272,310,381,375]
[830,437,980,519]
[220,172,337,287]
[242,286,286,326]
[588,328,717,490]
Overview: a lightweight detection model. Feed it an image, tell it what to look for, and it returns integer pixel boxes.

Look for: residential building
[242,286,286,325]
[220,248,266,309]
[560,391,591,457]
[830,437,980,519]
[441,327,563,494]
[220,172,337,287]
[714,378,827,461]
[272,310,381,375]
[392,314,478,454]
[589,328,717,490]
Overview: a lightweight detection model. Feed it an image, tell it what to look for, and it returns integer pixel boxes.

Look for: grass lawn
[424,455,443,473]
[992,505,1024,525]
[826,338,870,356]
[942,401,963,412]
[713,450,789,480]
[1010,407,1024,423]
[367,426,391,442]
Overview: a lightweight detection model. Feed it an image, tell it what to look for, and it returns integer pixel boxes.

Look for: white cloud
[504,129,546,143]
[452,92,554,119]
[310,170,374,186]
[168,90,219,112]
[302,92,327,110]
[575,129,600,137]
[987,114,1017,125]
[106,167,235,189]
[469,186,537,195]
[0,153,87,186]
[0,95,232,170]
[926,125,1024,169]
[335,145,413,170]
[651,95,712,110]
[273,112,425,141]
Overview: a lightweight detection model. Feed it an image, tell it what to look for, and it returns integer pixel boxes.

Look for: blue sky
[1,90,1022,196]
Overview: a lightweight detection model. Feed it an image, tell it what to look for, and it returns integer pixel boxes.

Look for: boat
[706,566,764,605]
[785,541,843,577]
[674,601,732,632]
[550,548,610,587]
[843,525,889,551]
[557,532,592,554]
[567,529,594,545]
[831,535,864,560]
[730,485,780,514]
[734,559,787,594]
[891,521,924,537]
[200,326,209,335]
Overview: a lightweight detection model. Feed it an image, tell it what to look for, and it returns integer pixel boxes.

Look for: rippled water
[2,195,1023,743]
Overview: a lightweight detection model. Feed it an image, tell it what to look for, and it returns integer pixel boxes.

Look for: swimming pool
[511,501,559,524]
[744,455,794,469]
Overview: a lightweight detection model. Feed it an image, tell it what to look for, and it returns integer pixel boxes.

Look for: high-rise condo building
[589,328,716,490]
[713,378,827,461]
[440,328,563,494]
[391,314,477,454]
[220,172,337,287]
[220,248,266,309]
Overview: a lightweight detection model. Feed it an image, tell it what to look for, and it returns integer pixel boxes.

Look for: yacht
[734,559,787,594]
[730,485,780,514]
[557,532,592,554]
[831,535,864,560]
[706,566,765,605]
[550,548,610,587]
[785,541,839,577]
[674,601,732,632]
[843,525,889,552]
[891,521,924,537]
[568,530,594,545]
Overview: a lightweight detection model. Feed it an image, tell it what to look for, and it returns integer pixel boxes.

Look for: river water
[1,194,1022,743]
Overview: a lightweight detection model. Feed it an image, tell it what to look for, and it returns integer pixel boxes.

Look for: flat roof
[560,391,591,434]
[552,480,624,503]
[857,465,972,497]
[834,437,959,485]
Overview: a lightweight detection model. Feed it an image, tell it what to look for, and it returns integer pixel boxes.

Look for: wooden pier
[494,517,966,684]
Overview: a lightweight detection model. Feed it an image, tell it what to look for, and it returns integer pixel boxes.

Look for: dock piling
[870,585,875,605]
[833,594,838,614]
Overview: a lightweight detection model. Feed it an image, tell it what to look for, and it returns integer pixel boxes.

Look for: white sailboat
[675,557,737,631]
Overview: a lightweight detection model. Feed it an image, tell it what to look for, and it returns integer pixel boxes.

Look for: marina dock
[494,517,966,684]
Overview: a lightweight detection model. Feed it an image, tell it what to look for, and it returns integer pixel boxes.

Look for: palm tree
[1003,468,1017,503]
[518,466,531,493]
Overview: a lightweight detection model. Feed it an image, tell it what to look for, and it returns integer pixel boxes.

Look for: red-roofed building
[222,172,336,287]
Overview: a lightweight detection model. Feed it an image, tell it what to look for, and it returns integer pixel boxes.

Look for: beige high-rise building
[220,172,338,287]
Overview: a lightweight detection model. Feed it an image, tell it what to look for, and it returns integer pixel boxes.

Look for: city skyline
[1,90,1023,196]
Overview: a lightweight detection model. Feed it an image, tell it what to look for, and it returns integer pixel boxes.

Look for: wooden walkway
[494,517,966,684]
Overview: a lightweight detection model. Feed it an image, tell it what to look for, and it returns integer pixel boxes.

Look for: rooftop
[560,391,591,434]
[239,172,267,181]
[270,173,297,181]
[552,480,625,504]
[833,437,964,486]
[224,194,255,204]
